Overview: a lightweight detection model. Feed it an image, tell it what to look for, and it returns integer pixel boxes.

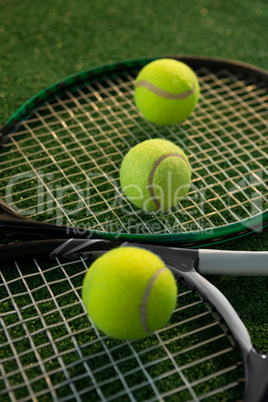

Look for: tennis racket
[0,55,267,401]
[1,237,268,275]
[0,55,267,247]
[0,239,267,401]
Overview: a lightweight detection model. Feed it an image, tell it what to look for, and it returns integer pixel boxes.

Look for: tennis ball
[120,138,191,211]
[82,247,177,340]
[134,58,200,125]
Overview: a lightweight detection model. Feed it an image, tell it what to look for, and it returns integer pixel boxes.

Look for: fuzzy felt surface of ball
[135,58,199,125]
[120,138,191,211]
[82,247,177,340]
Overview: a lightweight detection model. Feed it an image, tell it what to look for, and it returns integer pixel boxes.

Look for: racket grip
[198,249,268,275]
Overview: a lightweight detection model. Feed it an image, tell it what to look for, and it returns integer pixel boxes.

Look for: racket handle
[199,249,268,275]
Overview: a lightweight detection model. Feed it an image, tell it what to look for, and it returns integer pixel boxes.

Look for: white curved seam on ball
[140,267,168,333]
[135,80,196,99]
[148,153,190,210]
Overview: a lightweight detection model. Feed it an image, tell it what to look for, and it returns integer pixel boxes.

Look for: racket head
[0,55,267,247]
[1,242,267,401]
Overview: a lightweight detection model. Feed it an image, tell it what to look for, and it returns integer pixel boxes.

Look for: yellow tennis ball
[82,247,177,340]
[120,138,191,211]
[135,58,200,125]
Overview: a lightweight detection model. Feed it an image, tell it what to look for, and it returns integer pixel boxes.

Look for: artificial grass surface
[0,0,267,400]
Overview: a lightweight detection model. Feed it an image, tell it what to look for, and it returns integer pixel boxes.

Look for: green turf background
[0,0,267,380]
